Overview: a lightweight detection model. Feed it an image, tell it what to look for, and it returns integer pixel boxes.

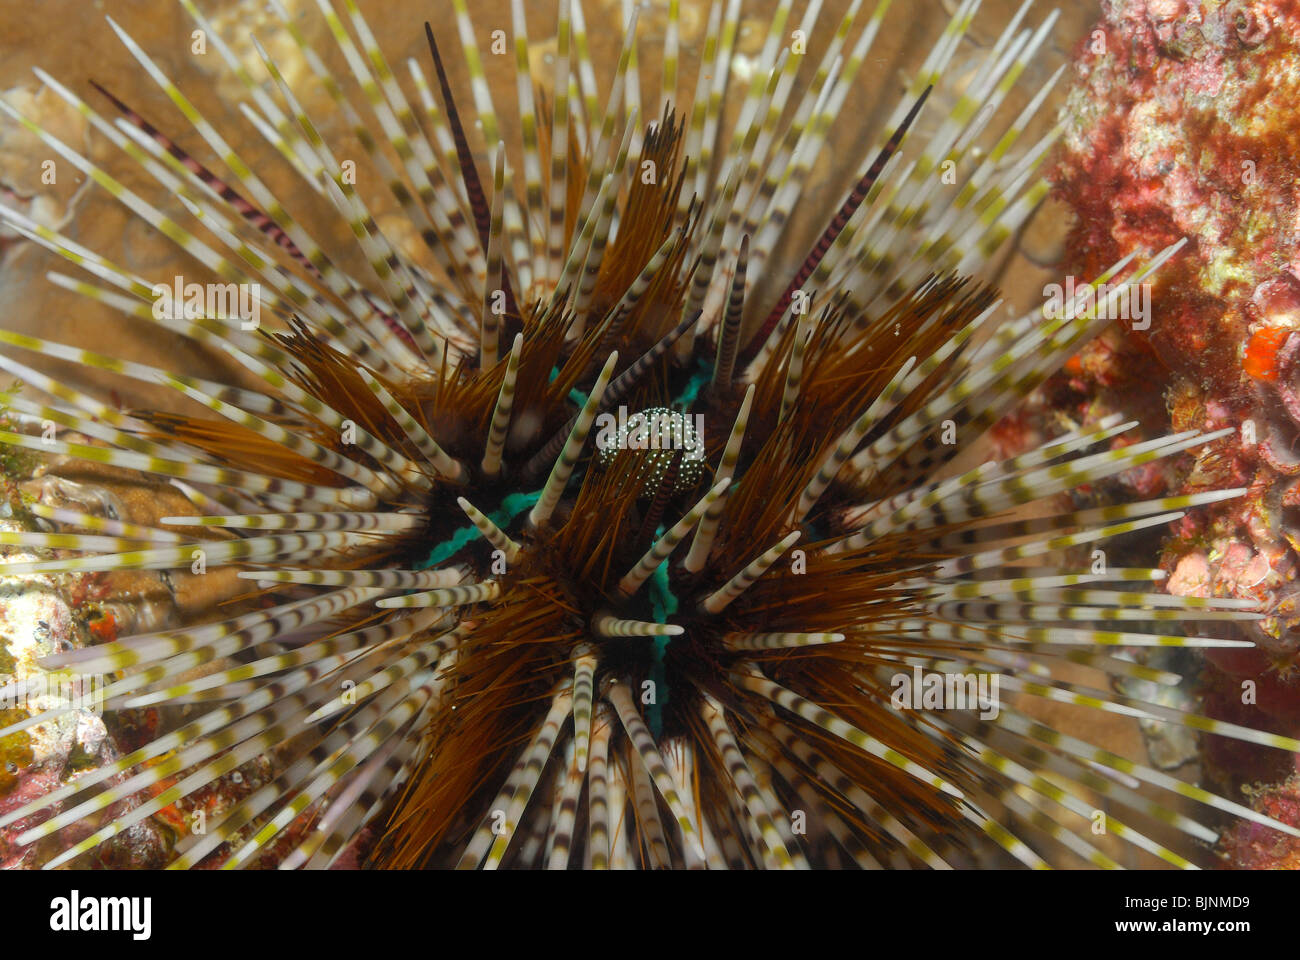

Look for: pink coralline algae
[1050,0,1300,814]
[1218,767,1300,868]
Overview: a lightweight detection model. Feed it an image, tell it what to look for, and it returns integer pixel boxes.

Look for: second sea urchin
[0,0,1297,869]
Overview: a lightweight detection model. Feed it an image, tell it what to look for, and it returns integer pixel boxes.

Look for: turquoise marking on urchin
[419,489,541,568]
[420,353,700,731]
[550,364,589,407]
[600,355,708,736]
[673,357,713,410]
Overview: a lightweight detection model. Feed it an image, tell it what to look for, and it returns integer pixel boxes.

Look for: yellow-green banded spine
[685,383,753,572]
[701,695,793,868]
[458,682,573,869]
[160,512,422,532]
[529,351,617,527]
[456,496,521,558]
[481,145,507,370]
[585,705,615,869]
[481,334,523,478]
[734,666,963,800]
[306,623,468,723]
[723,632,845,651]
[619,479,728,597]
[237,569,461,589]
[357,368,463,485]
[702,530,800,614]
[593,616,683,639]
[606,679,706,861]
[376,581,500,609]
[544,740,586,868]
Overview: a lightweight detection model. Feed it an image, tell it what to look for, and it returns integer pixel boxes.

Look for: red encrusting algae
[1050,0,1300,848]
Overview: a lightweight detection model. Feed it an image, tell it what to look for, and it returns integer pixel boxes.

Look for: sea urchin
[0,0,1297,870]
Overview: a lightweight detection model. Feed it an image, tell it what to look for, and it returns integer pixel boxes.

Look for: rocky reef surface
[1049,0,1300,855]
